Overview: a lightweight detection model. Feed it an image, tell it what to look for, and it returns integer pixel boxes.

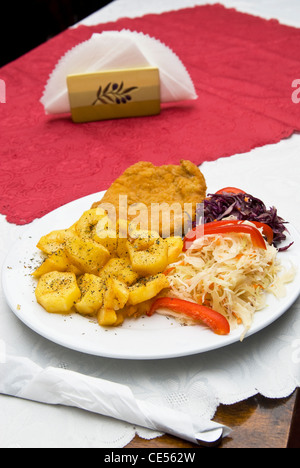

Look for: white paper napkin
[41,30,197,115]
[0,355,231,446]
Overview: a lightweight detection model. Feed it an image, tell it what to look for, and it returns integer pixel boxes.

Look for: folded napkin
[41,30,197,115]
[0,355,231,446]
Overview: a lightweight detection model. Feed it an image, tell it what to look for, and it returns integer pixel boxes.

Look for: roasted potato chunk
[32,249,82,278]
[101,277,129,311]
[128,237,169,276]
[97,279,117,326]
[112,279,129,310]
[127,274,170,306]
[36,229,73,255]
[35,272,81,314]
[75,208,107,240]
[165,237,184,264]
[98,257,140,286]
[75,274,105,316]
[94,218,130,258]
[97,307,118,327]
[94,227,118,255]
[116,219,130,258]
[96,277,129,327]
[65,235,110,275]
[128,228,159,250]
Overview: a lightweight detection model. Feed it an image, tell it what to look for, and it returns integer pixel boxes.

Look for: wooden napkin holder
[67,67,161,123]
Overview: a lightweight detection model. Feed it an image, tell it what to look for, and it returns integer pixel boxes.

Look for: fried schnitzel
[92,160,207,237]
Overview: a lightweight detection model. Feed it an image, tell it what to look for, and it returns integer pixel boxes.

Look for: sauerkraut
[165,232,296,340]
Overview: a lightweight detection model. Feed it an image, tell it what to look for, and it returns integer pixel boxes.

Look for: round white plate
[2,192,300,360]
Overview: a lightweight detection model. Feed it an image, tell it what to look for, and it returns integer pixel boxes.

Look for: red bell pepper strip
[148,297,230,336]
[215,187,246,195]
[243,221,273,245]
[183,221,267,251]
[204,220,274,245]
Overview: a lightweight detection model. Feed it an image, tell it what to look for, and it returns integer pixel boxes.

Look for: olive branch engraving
[92,82,138,105]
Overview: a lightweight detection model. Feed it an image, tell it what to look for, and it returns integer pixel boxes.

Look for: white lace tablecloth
[1,0,300,448]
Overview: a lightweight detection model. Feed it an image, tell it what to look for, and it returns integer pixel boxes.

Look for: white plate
[2,192,300,360]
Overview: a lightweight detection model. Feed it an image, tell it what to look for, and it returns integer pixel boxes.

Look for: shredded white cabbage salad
[166,233,296,340]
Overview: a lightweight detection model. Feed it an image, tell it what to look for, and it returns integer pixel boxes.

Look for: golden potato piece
[32,249,68,278]
[36,229,73,255]
[113,311,126,327]
[127,274,170,306]
[94,218,130,258]
[112,279,129,310]
[98,257,140,286]
[94,227,118,255]
[75,274,106,316]
[75,208,107,240]
[100,277,128,310]
[128,228,159,250]
[35,272,81,314]
[128,238,169,276]
[116,220,130,258]
[32,249,82,278]
[65,235,110,275]
[165,237,184,264]
[116,236,129,258]
[96,277,129,327]
[97,308,118,327]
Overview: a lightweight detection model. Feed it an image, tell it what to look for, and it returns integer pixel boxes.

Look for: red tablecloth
[1,4,300,225]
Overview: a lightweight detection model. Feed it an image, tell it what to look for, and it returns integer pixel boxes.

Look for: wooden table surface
[127,388,299,449]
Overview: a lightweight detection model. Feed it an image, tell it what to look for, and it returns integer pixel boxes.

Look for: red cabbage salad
[196,187,293,252]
